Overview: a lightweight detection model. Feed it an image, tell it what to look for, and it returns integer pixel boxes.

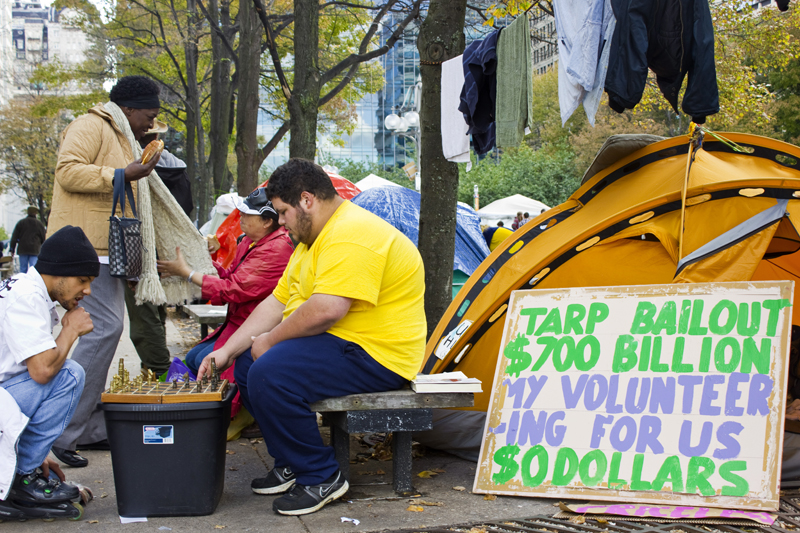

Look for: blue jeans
[1,360,85,474]
[18,255,37,274]
[184,339,216,375]
[234,333,407,485]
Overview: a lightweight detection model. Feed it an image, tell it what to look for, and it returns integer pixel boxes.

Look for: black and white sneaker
[251,467,296,495]
[272,470,349,516]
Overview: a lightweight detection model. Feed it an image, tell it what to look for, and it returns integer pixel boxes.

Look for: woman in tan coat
[48,76,162,468]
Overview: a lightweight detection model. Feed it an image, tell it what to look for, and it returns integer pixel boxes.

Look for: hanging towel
[556,0,616,126]
[104,102,216,305]
[441,55,472,170]
[458,31,500,155]
[496,13,533,148]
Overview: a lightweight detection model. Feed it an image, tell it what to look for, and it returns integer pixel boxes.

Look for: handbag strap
[112,168,139,219]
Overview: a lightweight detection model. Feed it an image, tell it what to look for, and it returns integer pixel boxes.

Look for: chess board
[101,379,230,404]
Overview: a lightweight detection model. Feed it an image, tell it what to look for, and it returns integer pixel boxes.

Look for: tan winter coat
[47,104,137,254]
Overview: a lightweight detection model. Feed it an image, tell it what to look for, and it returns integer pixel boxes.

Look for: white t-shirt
[0,268,58,383]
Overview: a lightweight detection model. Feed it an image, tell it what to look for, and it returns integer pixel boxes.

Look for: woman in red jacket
[158,187,294,374]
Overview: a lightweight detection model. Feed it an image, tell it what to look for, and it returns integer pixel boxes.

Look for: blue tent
[352,187,490,296]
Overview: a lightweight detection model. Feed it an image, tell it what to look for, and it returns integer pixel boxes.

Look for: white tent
[477,194,550,228]
[354,174,403,191]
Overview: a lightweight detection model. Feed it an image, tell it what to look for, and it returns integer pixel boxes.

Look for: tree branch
[251,0,292,101]
[195,0,239,67]
[257,121,290,164]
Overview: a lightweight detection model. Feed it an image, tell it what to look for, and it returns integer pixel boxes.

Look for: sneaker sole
[274,480,349,516]
[252,479,295,495]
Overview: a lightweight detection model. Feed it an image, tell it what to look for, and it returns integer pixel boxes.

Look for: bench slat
[311,389,473,412]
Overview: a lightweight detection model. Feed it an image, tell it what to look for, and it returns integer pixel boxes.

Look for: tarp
[423,132,800,413]
[352,186,491,277]
[354,173,403,191]
[476,194,550,227]
[212,172,361,268]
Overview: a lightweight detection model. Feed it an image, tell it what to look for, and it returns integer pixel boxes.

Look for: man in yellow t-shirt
[197,159,426,516]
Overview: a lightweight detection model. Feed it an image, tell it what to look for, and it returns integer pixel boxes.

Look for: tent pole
[678,128,704,262]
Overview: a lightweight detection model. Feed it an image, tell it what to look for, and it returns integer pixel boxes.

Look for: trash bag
[165,358,196,383]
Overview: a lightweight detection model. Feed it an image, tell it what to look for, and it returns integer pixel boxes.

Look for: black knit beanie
[36,226,100,277]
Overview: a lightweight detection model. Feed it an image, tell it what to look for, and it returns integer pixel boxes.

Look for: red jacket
[201,227,294,349]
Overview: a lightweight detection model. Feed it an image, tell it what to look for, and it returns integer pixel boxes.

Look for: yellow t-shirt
[489,227,513,251]
[273,201,426,380]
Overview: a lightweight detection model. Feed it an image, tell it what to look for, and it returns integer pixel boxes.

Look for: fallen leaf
[225,450,235,455]
[418,500,443,507]
[569,516,585,524]
[406,505,424,512]
[214,526,226,529]
[88,520,99,524]
[431,468,446,473]
[101,493,108,498]
[468,528,488,533]
[417,471,438,478]
[229,467,238,471]
[239,442,248,446]
[596,517,608,524]
[452,486,466,491]
[483,494,496,501]
[376,469,385,475]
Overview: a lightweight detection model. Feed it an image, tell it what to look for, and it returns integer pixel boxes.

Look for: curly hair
[266,159,338,206]
[109,76,160,104]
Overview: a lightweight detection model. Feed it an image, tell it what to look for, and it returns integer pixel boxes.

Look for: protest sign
[474,282,793,510]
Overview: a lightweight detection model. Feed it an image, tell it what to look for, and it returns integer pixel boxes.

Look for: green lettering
[607,451,627,489]
[638,336,651,371]
[678,300,692,334]
[551,447,579,486]
[652,301,677,335]
[686,456,716,496]
[574,335,601,371]
[671,337,692,372]
[630,302,657,334]
[630,454,652,490]
[492,444,521,485]
[709,300,737,335]
[652,455,684,492]
[520,445,548,487]
[650,336,668,372]
[563,304,586,335]
[719,460,749,496]
[587,302,610,334]
[763,299,792,336]
[521,308,548,336]
[612,335,638,373]
[714,337,741,373]
[741,338,771,374]
[699,337,712,372]
[535,308,563,336]
[737,302,760,337]
[578,450,608,487]
[688,300,708,335]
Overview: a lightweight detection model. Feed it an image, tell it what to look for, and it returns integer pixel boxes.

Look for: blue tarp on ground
[352,186,491,276]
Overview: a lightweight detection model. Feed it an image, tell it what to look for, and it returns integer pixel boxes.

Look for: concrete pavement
[4,306,556,532]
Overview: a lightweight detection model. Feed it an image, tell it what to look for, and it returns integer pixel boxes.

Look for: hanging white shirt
[0,268,59,383]
[441,55,472,171]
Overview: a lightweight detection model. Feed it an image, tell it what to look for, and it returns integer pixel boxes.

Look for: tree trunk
[416,0,466,339]
[207,0,235,221]
[185,0,201,222]
[235,0,264,194]
[288,0,320,160]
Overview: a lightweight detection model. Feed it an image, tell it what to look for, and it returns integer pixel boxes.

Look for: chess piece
[172,378,178,389]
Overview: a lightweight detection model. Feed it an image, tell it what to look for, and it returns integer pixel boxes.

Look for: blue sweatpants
[234,333,407,485]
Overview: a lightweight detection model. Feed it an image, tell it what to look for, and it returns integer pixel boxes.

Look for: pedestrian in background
[9,207,46,273]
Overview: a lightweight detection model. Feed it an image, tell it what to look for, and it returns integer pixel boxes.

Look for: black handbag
[108,168,143,279]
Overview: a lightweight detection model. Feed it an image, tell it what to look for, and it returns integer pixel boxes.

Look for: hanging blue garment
[458,30,500,155]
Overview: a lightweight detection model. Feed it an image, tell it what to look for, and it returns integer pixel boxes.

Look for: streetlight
[384,110,421,191]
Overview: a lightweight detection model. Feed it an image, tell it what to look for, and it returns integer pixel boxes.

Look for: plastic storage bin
[101,385,236,517]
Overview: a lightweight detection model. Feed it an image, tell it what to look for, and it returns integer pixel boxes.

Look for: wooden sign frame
[474,282,793,511]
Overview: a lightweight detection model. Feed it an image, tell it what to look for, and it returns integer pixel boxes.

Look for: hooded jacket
[48,104,137,254]
[604,0,719,124]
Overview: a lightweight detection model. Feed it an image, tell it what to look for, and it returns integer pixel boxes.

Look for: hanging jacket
[459,30,501,155]
[156,149,193,218]
[0,388,28,501]
[604,0,719,124]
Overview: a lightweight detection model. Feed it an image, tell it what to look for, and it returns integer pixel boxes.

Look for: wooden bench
[310,388,474,495]
[182,304,227,337]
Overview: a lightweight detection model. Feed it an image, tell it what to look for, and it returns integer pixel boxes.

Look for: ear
[301,192,315,209]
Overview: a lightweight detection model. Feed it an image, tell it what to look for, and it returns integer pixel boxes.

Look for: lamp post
[384,80,422,191]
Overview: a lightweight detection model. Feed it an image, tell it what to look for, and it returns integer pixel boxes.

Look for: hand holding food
[141,139,165,164]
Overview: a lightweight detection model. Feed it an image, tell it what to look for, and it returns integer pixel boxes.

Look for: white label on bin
[143,425,174,444]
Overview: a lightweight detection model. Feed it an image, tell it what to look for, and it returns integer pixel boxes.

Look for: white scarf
[104,101,216,305]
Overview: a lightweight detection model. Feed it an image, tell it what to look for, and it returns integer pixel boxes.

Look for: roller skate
[0,471,84,522]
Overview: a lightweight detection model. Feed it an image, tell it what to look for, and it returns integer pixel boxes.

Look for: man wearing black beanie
[0,226,98,517]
